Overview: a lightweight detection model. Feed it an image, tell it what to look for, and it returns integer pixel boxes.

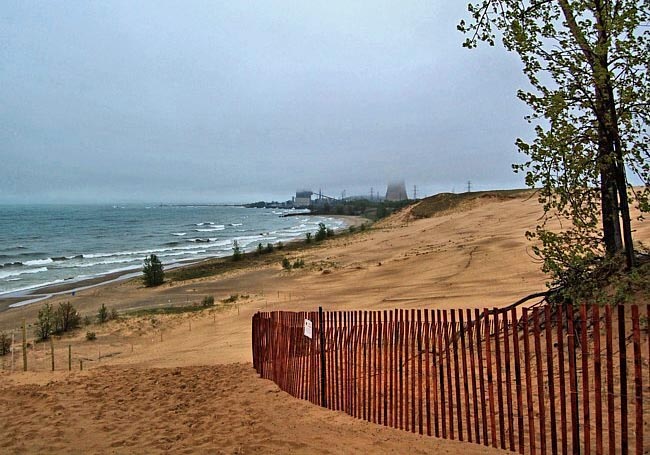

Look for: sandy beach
[1,191,648,453]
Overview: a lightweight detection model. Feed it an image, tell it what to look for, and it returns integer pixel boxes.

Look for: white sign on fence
[304,319,313,339]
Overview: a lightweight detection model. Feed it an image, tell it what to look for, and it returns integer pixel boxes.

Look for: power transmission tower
[467,181,471,193]
[413,185,417,200]
[370,187,374,201]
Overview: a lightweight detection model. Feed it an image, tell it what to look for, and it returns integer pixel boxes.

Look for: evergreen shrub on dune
[143,254,164,286]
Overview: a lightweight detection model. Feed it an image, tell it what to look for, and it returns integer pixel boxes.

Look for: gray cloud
[1,1,530,203]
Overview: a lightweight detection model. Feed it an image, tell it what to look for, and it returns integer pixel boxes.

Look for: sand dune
[1,192,647,453]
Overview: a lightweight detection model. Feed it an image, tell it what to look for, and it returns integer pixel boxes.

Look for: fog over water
[1,1,531,204]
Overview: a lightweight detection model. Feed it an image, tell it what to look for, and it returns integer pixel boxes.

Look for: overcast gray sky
[1,1,530,204]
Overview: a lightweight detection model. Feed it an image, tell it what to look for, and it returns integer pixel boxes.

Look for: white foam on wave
[0,267,48,280]
[172,232,187,236]
[72,258,141,268]
[195,226,225,232]
[24,258,54,266]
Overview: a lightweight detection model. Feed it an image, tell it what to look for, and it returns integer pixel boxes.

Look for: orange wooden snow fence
[252,304,650,454]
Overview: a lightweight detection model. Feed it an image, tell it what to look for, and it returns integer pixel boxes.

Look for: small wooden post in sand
[68,345,72,371]
[79,359,83,371]
[50,337,55,371]
[22,319,27,372]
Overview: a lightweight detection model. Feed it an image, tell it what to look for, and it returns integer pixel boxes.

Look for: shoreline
[0,214,365,311]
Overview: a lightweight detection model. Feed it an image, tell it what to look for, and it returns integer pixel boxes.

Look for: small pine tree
[315,223,327,242]
[35,303,54,341]
[54,302,81,334]
[257,243,264,255]
[305,232,312,244]
[97,304,108,324]
[265,243,274,253]
[142,254,164,287]
[232,240,243,261]
[201,296,215,307]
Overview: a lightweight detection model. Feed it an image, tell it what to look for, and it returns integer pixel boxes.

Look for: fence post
[319,306,327,408]
[50,337,55,371]
[22,319,27,372]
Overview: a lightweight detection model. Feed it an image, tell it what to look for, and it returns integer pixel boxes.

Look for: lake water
[0,204,346,295]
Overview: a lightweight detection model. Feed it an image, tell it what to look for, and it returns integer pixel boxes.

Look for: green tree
[35,303,54,340]
[232,240,243,261]
[459,0,649,296]
[54,301,81,334]
[315,223,328,242]
[97,303,109,324]
[143,254,164,286]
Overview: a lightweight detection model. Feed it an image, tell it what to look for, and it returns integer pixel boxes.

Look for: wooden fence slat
[367,310,373,422]
[397,309,404,430]
[433,309,440,438]
[335,312,341,411]
[485,308,497,448]
[534,307,547,455]
[440,309,447,439]
[424,309,432,437]
[523,308,537,455]
[459,310,472,443]
[411,309,417,434]
[444,310,454,439]
[383,310,389,426]
[567,304,580,455]
[358,310,364,418]
[451,309,463,441]
[580,304,591,455]
[504,308,515,452]
[605,305,615,455]
[404,308,409,431]
[618,304,628,455]
[347,311,356,417]
[374,311,379,424]
[344,312,350,415]
[545,305,558,455]
[592,305,603,455]
[417,309,424,435]
[494,307,506,450]
[362,311,368,421]
[367,311,372,420]
[631,305,642,455]
[556,304,568,455]
[392,308,398,429]
[467,309,480,445]
[475,308,488,446]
